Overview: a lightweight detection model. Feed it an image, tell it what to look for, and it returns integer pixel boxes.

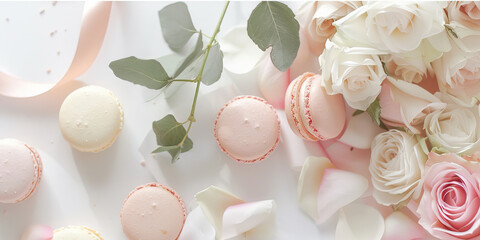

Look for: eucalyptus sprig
[109,1,300,163]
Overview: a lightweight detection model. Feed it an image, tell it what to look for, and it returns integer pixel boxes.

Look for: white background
[0,2,336,239]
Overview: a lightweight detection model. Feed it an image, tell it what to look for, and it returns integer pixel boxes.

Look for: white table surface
[0,2,336,239]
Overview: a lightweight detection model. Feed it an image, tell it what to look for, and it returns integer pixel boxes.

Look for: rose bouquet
[283,1,480,240]
[107,1,480,239]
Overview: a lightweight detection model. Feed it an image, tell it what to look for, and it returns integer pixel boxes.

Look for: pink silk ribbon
[0,2,112,98]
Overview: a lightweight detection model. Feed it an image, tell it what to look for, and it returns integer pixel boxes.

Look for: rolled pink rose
[418,152,480,240]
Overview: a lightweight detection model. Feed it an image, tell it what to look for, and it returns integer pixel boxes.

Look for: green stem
[178,1,230,146]
[171,79,197,83]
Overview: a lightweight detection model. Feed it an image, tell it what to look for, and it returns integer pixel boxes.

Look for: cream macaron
[0,139,42,204]
[214,95,281,163]
[121,183,186,240]
[285,72,346,141]
[59,85,124,152]
[52,226,103,240]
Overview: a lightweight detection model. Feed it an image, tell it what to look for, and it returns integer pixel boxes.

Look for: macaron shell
[121,183,186,240]
[214,96,280,163]
[284,73,319,141]
[59,86,123,152]
[0,139,42,203]
[53,226,103,240]
[305,75,346,139]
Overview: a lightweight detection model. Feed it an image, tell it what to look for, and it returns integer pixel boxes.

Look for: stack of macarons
[0,138,43,204]
[214,95,281,163]
[121,183,186,240]
[284,72,346,141]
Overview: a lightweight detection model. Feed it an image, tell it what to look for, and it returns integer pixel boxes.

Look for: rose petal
[178,207,216,240]
[195,186,245,237]
[338,110,385,149]
[298,156,335,221]
[383,211,425,240]
[219,26,265,75]
[222,200,275,239]
[258,57,290,109]
[323,141,371,182]
[316,169,369,224]
[385,77,446,134]
[20,225,53,240]
[335,203,384,240]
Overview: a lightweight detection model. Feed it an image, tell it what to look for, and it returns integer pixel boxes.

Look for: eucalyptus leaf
[177,44,224,85]
[159,2,197,51]
[156,54,183,76]
[109,56,171,89]
[247,1,300,72]
[365,98,388,130]
[201,44,223,85]
[174,32,204,78]
[152,114,193,162]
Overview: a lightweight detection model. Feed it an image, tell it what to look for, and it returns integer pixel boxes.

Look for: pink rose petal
[316,169,369,224]
[383,211,425,240]
[20,225,53,240]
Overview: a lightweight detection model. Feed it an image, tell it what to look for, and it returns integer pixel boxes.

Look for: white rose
[296,1,361,56]
[424,93,480,156]
[446,1,480,52]
[432,42,480,106]
[382,53,428,84]
[334,2,450,56]
[369,129,426,207]
[320,40,386,111]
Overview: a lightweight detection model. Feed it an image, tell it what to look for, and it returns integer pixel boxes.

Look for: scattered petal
[316,169,368,224]
[335,203,384,240]
[195,186,244,237]
[383,211,425,240]
[298,156,335,221]
[338,110,384,149]
[219,26,265,75]
[20,225,54,240]
[222,200,275,239]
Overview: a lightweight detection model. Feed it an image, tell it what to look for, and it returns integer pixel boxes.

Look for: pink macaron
[214,95,281,163]
[285,72,346,141]
[121,183,186,240]
[0,138,43,203]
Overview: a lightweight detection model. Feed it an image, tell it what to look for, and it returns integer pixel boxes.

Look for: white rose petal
[320,40,386,111]
[369,129,426,207]
[334,2,450,56]
[424,93,480,156]
[446,2,480,52]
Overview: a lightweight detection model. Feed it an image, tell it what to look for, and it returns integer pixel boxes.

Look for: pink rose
[418,153,480,240]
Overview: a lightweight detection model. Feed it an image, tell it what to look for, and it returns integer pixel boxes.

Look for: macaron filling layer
[59,86,124,152]
[121,183,186,240]
[0,139,42,203]
[214,95,280,163]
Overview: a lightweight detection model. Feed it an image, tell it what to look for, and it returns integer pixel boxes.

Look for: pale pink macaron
[0,139,43,203]
[214,95,281,163]
[285,72,346,141]
[121,183,186,240]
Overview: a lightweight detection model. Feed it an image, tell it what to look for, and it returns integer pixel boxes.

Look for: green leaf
[156,54,183,76]
[352,110,364,116]
[247,1,300,72]
[177,44,224,85]
[152,114,193,162]
[173,32,204,78]
[201,44,223,85]
[159,2,196,51]
[365,98,388,130]
[109,57,171,89]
